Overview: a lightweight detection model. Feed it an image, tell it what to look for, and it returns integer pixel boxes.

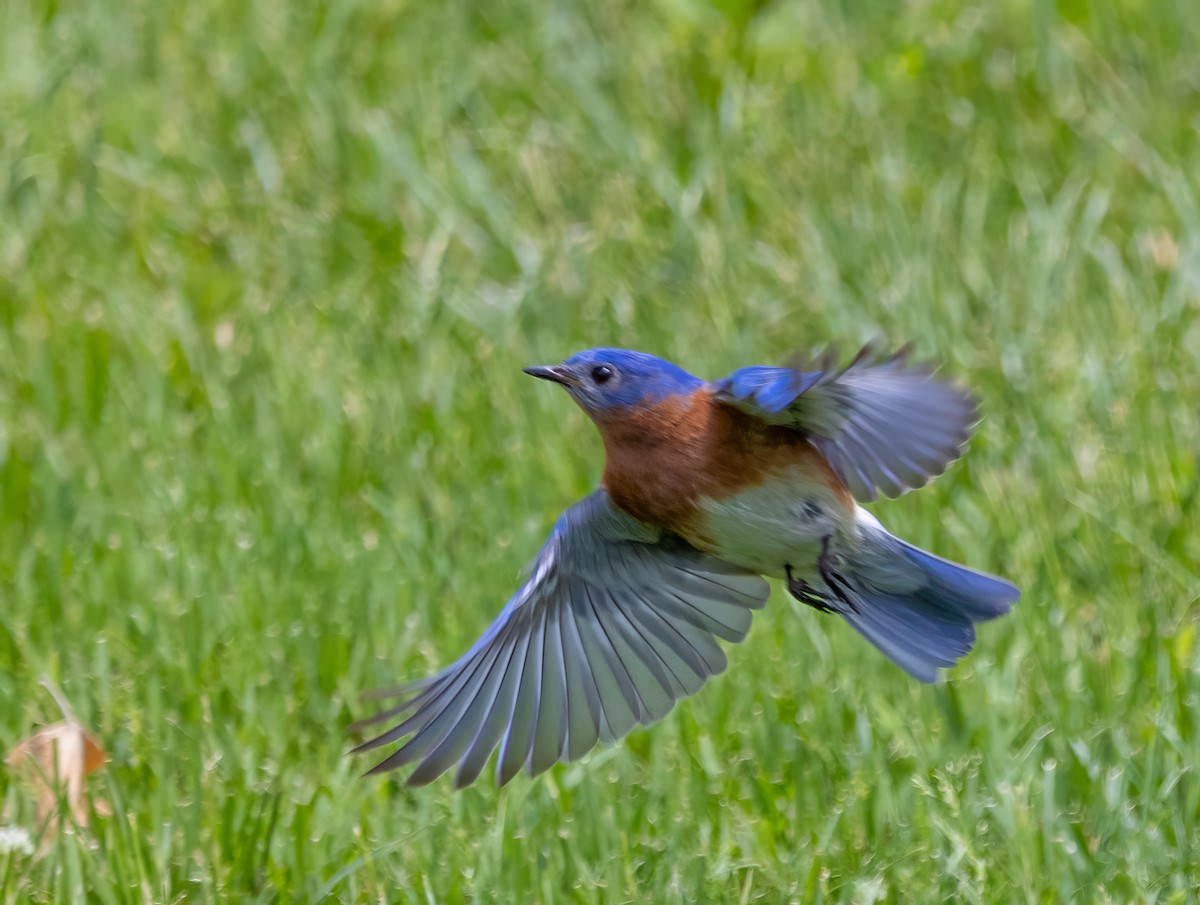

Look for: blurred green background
[2,0,1198,900]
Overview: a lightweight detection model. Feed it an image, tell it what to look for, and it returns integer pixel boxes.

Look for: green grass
[2,0,1199,900]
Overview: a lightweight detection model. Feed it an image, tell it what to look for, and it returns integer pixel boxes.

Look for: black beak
[523,364,578,386]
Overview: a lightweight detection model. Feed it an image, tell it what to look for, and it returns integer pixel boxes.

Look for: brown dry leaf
[4,678,109,831]
[1143,228,1179,271]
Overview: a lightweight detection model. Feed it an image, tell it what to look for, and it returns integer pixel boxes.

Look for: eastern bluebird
[353,346,1019,787]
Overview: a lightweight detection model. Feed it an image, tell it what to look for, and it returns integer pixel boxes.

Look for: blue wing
[712,346,978,501]
[352,490,770,788]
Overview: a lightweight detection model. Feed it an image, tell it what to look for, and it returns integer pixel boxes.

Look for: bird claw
[785,563,836,614]
[818,536,859,614]
[784,539,860,616]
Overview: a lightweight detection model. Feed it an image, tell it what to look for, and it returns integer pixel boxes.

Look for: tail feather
[842,534,1019,683]
[894,539,1019,623]
[841,593,977,683]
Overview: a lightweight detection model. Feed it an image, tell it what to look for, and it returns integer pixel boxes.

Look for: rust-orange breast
[594,387,852,532]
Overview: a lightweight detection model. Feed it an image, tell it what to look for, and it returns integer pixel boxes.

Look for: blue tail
[841,537,1019,683]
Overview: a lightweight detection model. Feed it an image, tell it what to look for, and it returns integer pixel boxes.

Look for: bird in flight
[352,346,1019,787]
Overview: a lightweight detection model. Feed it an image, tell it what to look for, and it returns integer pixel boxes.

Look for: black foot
[786,563,836,614]
[818,536,859,614]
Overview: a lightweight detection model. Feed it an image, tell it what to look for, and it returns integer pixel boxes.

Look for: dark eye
[591,365,614,384]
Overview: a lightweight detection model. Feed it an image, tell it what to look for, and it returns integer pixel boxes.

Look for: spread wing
[711,345,978,501]
[352,490,770,788]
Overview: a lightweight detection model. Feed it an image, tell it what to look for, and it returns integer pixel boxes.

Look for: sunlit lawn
[2,0,1199,901]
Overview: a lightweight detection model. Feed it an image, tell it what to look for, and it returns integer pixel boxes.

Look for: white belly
[691,471,856,579]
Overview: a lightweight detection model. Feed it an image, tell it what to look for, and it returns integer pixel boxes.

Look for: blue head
[524,348,703,418]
